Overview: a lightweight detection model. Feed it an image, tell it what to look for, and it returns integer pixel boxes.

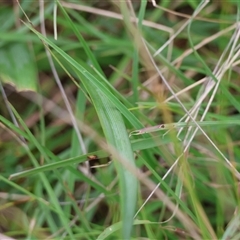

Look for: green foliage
[0,1,240,239]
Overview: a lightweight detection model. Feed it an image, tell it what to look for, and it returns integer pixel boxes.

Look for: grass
[0,0,240,239]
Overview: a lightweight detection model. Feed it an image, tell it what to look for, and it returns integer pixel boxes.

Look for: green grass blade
[9,105,75,238]
[79,74,138,239]
[23,23,143,129]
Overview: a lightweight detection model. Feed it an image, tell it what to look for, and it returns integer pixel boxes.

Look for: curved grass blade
[80,80,138,239]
